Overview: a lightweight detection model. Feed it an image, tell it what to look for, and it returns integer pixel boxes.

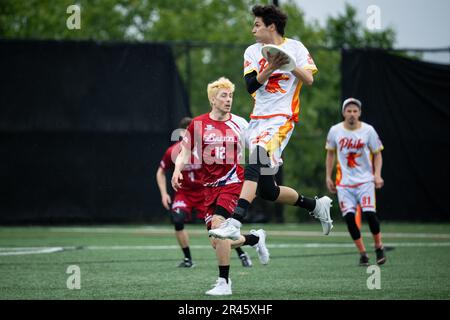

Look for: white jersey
[326,122,383,187]
[243,38,318,123]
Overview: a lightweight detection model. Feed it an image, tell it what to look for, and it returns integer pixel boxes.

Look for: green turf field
[1,222,449,300]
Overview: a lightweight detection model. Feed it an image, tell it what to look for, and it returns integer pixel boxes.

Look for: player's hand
[267,52,290,71]
[171,170,183,191]
[374,176,384,189]
[326,177,337,194]
[161,194,172,210]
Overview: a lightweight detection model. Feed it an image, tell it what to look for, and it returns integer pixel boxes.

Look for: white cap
[342,97,362,113]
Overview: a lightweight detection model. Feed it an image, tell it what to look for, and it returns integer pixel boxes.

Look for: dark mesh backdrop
[0,40,190,224]
[342,49,450,221]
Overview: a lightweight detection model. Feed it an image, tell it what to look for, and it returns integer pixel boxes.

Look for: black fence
[0,39,190,224]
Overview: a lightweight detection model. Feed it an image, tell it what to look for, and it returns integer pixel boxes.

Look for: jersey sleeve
[325,127,337,150]
[295,42,318,75]
[159,147,174,171]
[243,46,259,77]
[368,126,384,153]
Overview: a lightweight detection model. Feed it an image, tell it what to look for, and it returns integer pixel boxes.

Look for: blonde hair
[207,77,235,106]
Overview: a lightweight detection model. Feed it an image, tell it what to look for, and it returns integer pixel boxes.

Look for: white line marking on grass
[44,227,450,239]
[2,242,450,255]
[79,242,450,250]
[0,247,64,256]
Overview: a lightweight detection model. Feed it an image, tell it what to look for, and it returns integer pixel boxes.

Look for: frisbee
[261,44,296,72]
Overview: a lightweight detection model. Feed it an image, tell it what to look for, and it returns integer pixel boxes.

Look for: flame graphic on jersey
[346,152,362,168]
[265,73,289,93]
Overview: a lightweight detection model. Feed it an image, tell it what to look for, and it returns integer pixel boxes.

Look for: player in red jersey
[172,77,269,296]
[157,117,252,268]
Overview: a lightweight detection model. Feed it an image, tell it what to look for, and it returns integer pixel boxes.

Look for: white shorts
[336,181,376,216]
[246,116,295,168]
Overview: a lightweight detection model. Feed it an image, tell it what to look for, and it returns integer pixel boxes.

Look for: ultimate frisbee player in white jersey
[209,5,333,241]
[325,98,387,266]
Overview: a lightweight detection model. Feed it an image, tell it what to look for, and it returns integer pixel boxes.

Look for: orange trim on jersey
[304,65,318,75]
[265,118,294,154]
[250,113,291,120]
[336,182,367,188]
[371,146,384,154]
[290,82,303,123]
[244,68,257,77]
[335,159,342,186]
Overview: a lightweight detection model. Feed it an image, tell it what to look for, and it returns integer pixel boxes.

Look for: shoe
[375,247,387,265]
[177,258,194,268]
[359,253,369,266]
[208,218,242,240]
[239,252,252,267]
[310,196,334,235]
[250,229,270,265]
[205,278,232,295]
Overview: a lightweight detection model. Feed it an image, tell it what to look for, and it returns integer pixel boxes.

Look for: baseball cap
[342,98,362,113]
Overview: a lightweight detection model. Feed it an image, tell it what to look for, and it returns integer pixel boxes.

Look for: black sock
[182,247,191,260]
[235,247,244,256]
[295,194,316,211]
[243,234,259,246]
[233,199,251,222]
[219,265,230,283]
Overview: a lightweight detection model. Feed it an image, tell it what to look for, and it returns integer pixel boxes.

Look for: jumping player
[325,98,387,266]
[209,4,333,241]
[172,77,269,295]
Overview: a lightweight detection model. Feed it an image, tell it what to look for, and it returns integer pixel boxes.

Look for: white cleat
[310,196,334,235]
[205,278,232,296]
[208,218,242,240]
[250,229,270,265]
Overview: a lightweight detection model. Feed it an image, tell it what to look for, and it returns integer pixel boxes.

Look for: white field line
[43,227,450,239]
[1,242,450,256]
[82,242,450,250]
[0,247,64,256]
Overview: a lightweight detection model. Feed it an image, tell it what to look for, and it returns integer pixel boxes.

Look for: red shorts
[204,183,243,229]
[171,188,206,221]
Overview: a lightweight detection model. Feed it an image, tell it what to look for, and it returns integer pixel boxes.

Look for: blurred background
[1,0,449,225]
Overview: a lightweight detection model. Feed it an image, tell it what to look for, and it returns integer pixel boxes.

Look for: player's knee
[364,211,380,234]
[172,210,186,231]
[344,212,361,240]
[257,177,280,201]
[245,146,270,182]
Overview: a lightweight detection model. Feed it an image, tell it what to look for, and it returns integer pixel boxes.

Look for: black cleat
[178,258,194,268]
[239,253,253,267]
[375,247,387,265]
[359,253,370,266]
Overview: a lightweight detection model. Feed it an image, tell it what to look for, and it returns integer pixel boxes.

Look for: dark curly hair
[252,5,288,36]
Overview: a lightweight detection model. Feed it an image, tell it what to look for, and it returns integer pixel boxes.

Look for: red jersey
[159,141,203,191]
[182,113,248,187]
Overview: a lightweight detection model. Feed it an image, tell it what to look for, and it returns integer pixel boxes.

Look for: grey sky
[294,0,450,64]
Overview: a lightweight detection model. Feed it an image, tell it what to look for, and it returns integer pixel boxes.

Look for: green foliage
[0,0,396,222]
